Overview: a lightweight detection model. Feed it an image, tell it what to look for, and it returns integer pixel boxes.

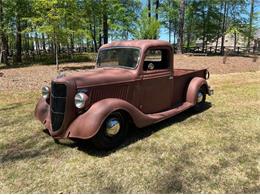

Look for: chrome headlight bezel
[205,70,210,80]
[74,92,88,109]
[42,86,50,99]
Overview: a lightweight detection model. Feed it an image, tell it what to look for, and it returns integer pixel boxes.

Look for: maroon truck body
[35,40,213,149]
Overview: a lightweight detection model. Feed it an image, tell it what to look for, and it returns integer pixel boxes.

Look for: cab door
[140,48,173,114]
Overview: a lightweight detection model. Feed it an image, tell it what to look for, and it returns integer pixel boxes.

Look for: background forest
[0,0,259,66]
[0,1,260,193]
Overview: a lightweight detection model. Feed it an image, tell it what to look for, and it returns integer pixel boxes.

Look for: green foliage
[132,8,160,39]
[109,0,142,40]
[32,0,68,44]
[190,1,221,42]
[0,0,258,66]
[159,0,179,42]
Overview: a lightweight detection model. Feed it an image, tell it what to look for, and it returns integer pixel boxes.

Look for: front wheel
[91,111,128,150]
[192,87,206,112]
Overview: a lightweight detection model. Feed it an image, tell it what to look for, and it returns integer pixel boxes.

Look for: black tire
[192,86,206,112]
[91,111,128,150]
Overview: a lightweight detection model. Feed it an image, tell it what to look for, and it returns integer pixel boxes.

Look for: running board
[147,102,193,124]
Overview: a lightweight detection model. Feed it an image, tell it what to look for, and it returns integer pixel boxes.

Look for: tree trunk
[0,36,9,65]
[16,17,22,63]
[67,43,70,55]
[234,32,237,51]
[173,19,177,45]
[99,32,102,48]
[173,30,176,45]
[202,6,206,53]
[215,37,219,54]
[42,33,46,51]
[177,0,185,53]
[173,30,176,52]
[215,5,222,54]
[247,0,254,49]
[25,33,30,52]
[50,42,54,54]
[0,0,8,65]
[168,0,172,43]
[54,37,59,70]
[103,0,108,44]
[169,21,172,43]
[147,0,151,18]
[0,42,2,63]
[205,37,208,53]
[58,43,61,54]
[70,33,74,55]
[90,22,98,52]
[29,34,34,52]
[35,32,40,55]
[55,42,59,70]
[220,1,227,56]
[186,32,191,50]
[85,38,88,52]
[155,0,159,20]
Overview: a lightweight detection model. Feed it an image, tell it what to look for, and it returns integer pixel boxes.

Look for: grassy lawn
[0,71,259,193]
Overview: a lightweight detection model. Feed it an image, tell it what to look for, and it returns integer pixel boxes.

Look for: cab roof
[100,40,172,51]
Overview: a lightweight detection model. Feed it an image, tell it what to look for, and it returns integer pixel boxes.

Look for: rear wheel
[192,86,206,112]
[91,111,128,150]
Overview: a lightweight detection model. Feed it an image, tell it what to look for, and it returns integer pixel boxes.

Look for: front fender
[186,77,208,105]
[34,97,52,131]
[35,97,49,124]
[67,98,154,139]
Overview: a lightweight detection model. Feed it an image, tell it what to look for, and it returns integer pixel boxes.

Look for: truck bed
[174,68,205,77]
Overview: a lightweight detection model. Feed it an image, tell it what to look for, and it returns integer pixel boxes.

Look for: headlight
[42,86,50,99]
[205,70,210,80]
[74,93,88,109]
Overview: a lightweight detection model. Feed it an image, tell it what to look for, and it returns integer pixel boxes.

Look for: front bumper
[207,86,214,96]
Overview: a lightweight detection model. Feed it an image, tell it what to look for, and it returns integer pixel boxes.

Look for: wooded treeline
[0,0,258,66]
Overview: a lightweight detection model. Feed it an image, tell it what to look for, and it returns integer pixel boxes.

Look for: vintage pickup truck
[35,40,213,149]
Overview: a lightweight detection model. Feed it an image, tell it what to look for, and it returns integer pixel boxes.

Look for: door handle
[169,76,173,80]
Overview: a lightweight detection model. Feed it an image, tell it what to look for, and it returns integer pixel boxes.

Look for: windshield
[97,48,140,69]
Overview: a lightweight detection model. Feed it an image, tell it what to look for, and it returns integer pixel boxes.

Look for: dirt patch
[174,55,259,74]
[0,62,94,91]
[0,56,259,91]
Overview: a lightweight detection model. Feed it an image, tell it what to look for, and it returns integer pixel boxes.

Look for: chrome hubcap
[105,118,120,137]
[197,92,204,103]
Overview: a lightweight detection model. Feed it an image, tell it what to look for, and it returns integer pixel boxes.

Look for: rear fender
[186,77,208,105]
[67,98,154,139]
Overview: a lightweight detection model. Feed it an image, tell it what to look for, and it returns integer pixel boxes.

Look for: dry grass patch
[0,71,259,193]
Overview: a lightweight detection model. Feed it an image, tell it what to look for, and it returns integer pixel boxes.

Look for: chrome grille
[51,83,67,131]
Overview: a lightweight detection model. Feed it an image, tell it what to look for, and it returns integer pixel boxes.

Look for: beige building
[196,29,260,52]
[209,33,247,48]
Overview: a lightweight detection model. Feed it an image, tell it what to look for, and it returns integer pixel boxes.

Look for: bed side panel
[172,69,206,105]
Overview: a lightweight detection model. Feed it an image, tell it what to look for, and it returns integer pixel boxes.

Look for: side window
[143,49,170,71]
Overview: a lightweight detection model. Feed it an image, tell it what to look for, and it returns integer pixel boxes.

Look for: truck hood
[53,67,136,88]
